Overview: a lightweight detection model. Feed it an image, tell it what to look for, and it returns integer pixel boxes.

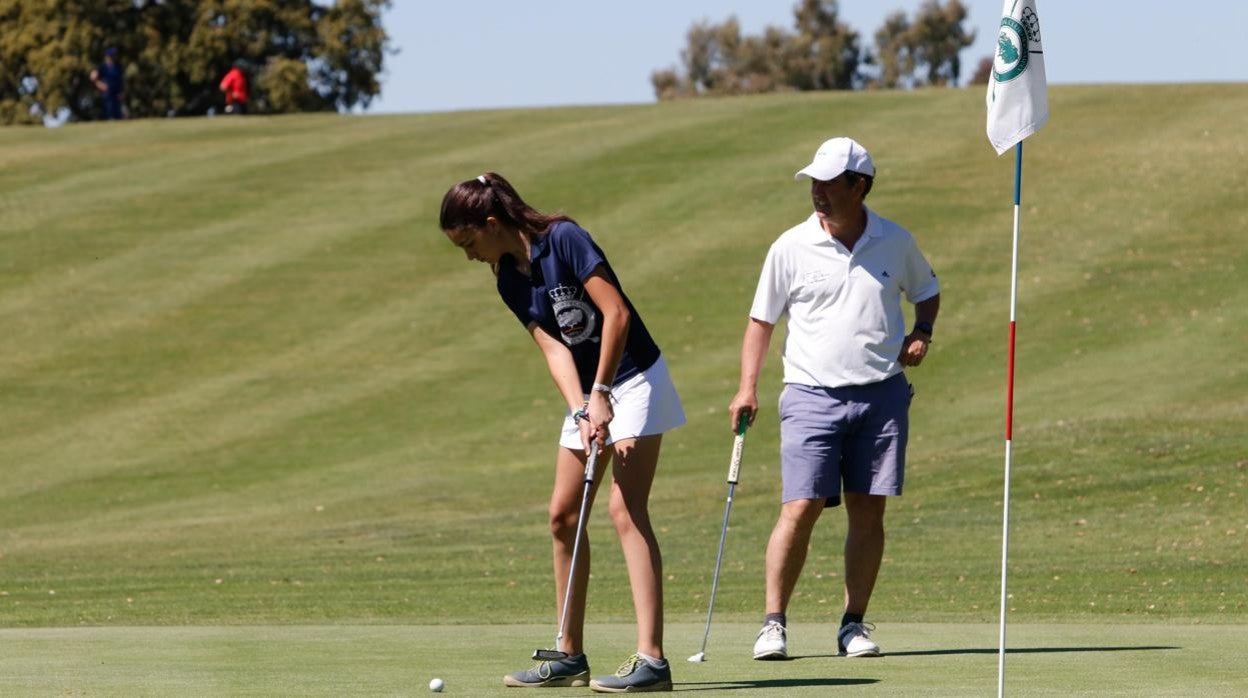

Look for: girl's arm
[529,322,595,452]
[581,267,630,441]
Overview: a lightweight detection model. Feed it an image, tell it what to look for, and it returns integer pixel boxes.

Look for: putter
[688,411,750,663]
[533,444,601,662]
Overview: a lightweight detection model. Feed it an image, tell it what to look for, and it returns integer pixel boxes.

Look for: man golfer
[728,136,941,660]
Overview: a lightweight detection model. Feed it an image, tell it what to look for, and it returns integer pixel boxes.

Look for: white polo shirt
[750,208,940,388]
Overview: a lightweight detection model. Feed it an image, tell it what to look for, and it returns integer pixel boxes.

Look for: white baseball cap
[794,137,875,182]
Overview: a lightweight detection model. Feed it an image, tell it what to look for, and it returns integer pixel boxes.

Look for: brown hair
[439,172,574,234]
[843,171,874,199]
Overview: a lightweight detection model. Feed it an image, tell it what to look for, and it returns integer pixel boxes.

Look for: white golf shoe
[752,620,788,660]
[837,621,880,657]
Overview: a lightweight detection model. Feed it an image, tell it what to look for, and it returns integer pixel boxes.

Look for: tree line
[0,0,390,125]
[652,0,979,100]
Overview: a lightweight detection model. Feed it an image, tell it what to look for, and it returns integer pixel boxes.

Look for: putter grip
[583,446,599,483]
[726,414,749,484]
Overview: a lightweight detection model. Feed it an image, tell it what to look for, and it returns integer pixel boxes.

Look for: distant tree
[256,57,323,113]
[686,17,742,94]
[652,18,725,97]
[872,11,917,89]
[868,0,975,89]
[908,0,976,87]
[651,17,792,98]
[651,0,985,100]
[786,0,862,90]
[649,67,689,101]
[970,55,993,85]
[0,0,391,125]
[314,0,390,109]
[739,26,798,94]
[651,1,862,100]
[0,2,106,125]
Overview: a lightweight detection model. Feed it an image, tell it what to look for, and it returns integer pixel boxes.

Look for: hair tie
[476,175,487,185]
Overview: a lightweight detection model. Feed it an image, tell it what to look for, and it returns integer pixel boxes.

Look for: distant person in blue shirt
[440,172,685,692]
[89,47,126,120]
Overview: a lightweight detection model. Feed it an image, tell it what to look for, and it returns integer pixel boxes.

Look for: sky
[367,1,1248,115]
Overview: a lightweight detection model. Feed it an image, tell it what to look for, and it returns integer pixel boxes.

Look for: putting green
[3,622,1244,696]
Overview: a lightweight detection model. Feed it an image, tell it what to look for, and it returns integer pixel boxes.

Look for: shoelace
[528,654,587,680]
[842,621,877,640]
[614,653,643,677]
[533,660,553,680]
[759,621,785,640]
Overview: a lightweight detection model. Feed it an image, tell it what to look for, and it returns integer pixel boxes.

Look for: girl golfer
[440,173,684,692]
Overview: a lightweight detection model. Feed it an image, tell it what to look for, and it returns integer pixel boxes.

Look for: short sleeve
[548,222,607,281]
[901,237,940,304]
[749,242,791,324]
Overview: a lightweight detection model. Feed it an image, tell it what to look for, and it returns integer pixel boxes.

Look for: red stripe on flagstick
[1006,321,1016,441]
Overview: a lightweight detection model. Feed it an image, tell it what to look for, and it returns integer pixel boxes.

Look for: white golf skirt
[559,355,686,449]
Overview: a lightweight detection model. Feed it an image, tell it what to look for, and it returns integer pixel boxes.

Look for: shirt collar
[798,213,828,244]
[862,207,882,241]
[529,229,551,261]
[496,230,552,282]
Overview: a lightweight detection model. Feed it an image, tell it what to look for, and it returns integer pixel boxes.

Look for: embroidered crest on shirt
[548,283,598,345]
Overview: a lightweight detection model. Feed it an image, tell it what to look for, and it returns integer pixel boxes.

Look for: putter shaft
[547,446,599,656]
[692,413,749,659]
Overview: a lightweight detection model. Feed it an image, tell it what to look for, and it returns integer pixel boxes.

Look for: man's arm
[900,293,940,367]
[728,317,775,430]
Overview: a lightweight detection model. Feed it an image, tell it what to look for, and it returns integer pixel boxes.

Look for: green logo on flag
[994,18,1028,82]
[994,7,1041,83]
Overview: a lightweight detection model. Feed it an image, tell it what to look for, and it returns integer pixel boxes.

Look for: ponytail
[439,172,574,235]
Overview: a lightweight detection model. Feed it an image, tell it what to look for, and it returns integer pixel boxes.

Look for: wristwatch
[913,321,934,337]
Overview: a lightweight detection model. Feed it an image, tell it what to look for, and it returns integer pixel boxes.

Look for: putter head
[687,652,706,663]
[532,648,570,662]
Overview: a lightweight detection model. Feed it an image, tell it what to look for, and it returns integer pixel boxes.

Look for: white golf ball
[429,677,444,692]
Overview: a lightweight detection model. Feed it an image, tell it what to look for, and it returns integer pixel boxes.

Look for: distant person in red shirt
[220,62,248,114]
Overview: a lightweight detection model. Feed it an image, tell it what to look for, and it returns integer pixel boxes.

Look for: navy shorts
[778,373,910,506]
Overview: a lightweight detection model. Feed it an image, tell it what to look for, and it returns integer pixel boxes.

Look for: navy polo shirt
[98,61,124,96]
[497,221,661,394]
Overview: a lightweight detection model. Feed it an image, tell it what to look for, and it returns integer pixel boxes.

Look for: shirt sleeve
[901,235,940,304]
[548,222,607,281]
[749,241,791,324]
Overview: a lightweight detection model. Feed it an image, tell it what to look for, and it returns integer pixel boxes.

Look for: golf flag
[989,4,1048,697]
[986,0,1048,155]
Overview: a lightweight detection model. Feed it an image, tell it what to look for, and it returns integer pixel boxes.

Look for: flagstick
[997,141,1023,698]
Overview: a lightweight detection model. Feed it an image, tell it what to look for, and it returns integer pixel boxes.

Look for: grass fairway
[2,84,1246,693]
[3,623,1244,696]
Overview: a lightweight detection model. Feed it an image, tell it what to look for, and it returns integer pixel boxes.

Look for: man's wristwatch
[913,321,934,338]
[592,382,613,397]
